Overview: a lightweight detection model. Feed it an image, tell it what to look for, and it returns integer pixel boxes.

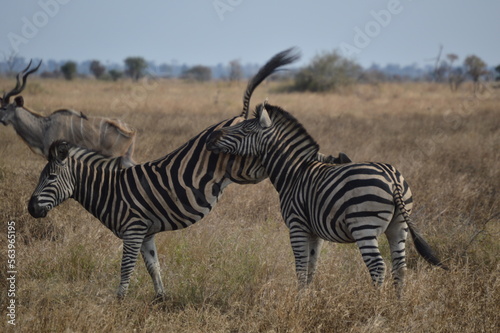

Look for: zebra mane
[254,103,320,158]
[49,140,123,168]
[68,145,113,158]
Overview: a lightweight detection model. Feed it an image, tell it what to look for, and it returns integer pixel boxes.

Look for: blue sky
[1,0,498,68]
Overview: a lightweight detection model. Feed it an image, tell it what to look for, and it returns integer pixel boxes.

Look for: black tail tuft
[241,47,301,118]
[408,223,448,270]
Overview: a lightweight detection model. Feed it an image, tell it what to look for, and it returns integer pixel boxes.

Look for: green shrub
[292,50,362,92]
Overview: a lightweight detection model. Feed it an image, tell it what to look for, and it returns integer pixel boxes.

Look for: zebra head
[207,102,273,156]
[28,141,75,218]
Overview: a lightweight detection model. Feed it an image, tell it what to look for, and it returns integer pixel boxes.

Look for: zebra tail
[393,185,448,270]
[240,47,301,118]
[408,223,448,270]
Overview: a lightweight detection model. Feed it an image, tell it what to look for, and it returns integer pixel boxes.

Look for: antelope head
[0,60,42,125]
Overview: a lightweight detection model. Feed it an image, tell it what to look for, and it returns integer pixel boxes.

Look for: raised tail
[393,184,448,270]
[241,47,301,119]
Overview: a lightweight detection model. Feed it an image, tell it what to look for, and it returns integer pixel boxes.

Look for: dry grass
[0,78,499,332]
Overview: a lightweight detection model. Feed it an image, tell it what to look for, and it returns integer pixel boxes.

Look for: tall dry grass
[0,78,498,332]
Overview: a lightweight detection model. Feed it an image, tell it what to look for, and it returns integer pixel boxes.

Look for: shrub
[60,61,77,80]
[292,51,362,92]
[181,65,212,82]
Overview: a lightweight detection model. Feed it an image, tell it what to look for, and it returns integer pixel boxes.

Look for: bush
[107,69,123,81]
[292,51,362,92]
[60,61,77,80]
[182,65,212,82]
[90,60,106,79]
[124,57,147,81]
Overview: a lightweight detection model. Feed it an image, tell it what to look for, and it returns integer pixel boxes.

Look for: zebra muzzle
[28,196,48,218]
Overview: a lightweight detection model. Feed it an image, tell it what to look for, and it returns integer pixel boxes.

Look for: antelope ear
[259,106,272,128]
[15,96,24,107]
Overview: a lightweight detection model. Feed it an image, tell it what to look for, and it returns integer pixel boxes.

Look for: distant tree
[446,54,458,66]
[228,59,243,81]
[124,57,147,81]
[494,65,500,82]
[358,69,388,84]
[430,44,444,82]
[446,54,464,91]
[292,50,362,92]
[60,61,77,80]
[434,62,449,83]
[448,68,465,92]
[464,55,487,92]
[90,60,106,79]
[181,65,212,82]
[108,69,123,82]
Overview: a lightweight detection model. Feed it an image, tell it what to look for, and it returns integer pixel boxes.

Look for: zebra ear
[259,105,272,128]
[49,141,70,162]
[56,142,70,161]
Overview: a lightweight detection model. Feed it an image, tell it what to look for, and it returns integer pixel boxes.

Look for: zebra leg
[385,213,409,293]
[140,235,165,301]
[306,235,323,285]
[355,236,386,287]
[117,234,144,299]
[289,223,318,288]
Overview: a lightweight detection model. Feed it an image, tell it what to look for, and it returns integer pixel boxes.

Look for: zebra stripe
[207,103,447,290]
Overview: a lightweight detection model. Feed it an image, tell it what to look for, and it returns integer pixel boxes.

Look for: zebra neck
[262,144,317,193]
[72,158,119,220]
[260,113,319,192]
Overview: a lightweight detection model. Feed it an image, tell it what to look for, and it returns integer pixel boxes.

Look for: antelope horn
[2,60,42,103]
[4,60,32,100]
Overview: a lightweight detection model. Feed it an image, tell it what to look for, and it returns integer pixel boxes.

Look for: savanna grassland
[0,77,498,332]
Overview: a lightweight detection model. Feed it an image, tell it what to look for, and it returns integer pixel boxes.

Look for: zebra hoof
[151,293,166,304]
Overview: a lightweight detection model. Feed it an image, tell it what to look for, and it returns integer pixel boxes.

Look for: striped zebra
[206,102,447,291]
[27,48,350,300]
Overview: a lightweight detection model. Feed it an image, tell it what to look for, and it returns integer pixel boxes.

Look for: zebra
[27,48,351,300]
[206,102,447,291]
[1,60,136,167]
